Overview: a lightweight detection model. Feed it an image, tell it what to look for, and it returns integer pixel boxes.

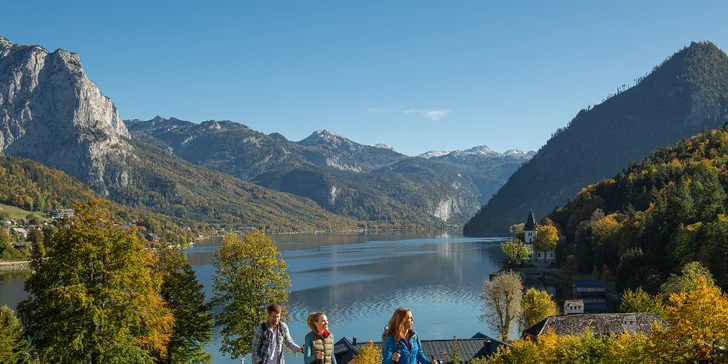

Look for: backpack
[258,322,270,355]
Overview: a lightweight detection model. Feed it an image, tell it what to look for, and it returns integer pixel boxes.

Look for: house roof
[334,337,360,364]
[524,210,537,231]
[522,313,666,338]
[573,280,606,288]
[338,334,509,364]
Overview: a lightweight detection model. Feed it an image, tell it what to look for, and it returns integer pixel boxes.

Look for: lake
[0,231,507,363]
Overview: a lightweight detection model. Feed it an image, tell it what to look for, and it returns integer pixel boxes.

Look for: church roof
[525,210,537,231]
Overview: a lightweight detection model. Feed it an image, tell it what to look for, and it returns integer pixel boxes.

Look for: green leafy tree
[521,288,559,328]
[500,238,531,268]
[0,306,27,364]
[620,287,667,319]
[659,261,715,296]
[481,270,523,341]
[156,248,213,363]
[534,224,559,251]
[18,199,174,363]
[212,231,291,360]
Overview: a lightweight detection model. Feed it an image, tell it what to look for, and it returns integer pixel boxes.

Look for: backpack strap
[258,322,269,354]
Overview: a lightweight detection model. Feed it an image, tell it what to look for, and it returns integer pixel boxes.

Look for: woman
[381,308,437,364]
[304,312,337,364]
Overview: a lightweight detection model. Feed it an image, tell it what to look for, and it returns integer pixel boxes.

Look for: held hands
[392,352,400,362]
[316,351,325,360]
[299,347,305,353]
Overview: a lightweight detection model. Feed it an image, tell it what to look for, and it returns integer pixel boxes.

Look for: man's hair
[267,304,282,315]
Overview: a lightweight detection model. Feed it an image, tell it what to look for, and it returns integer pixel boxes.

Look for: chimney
[353,336,357,345]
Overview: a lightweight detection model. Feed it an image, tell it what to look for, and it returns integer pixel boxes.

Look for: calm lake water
[0,231,507,363]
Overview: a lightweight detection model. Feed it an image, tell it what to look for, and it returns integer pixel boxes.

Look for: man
[252,304,305,364]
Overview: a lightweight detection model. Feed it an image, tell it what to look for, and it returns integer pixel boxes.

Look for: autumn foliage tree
[481,270,523,341]
[534,224,559,251]
[17,199,174,363]
[490,277,728,363]
[353,340,383,364]
[521,288,559,328]
[649,276,728,362]
[212,230,291,360]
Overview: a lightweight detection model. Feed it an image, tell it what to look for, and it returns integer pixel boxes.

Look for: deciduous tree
[353,340,382,364]
[500,238,531,268]
[534,224,559,251]
[659,261,714,296]
[620,287,667,319]
[481,270,523,341]
[17,199,174,363]
[521,288,558,328]
[212,230,291,360]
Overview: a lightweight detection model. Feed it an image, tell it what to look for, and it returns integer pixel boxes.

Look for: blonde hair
[384,308,410,339]
[307,312,326,331]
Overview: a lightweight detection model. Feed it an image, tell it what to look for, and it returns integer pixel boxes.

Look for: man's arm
[251,324,264,364]
[282,323,302,352]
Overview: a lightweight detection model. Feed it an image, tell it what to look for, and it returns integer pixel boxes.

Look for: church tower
[524,209,537,261]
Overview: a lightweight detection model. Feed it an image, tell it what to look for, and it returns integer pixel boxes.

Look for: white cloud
[402,108,452,120]
[423,109,451,120]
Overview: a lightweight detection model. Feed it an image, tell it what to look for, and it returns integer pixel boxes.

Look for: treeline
[465,41,728,235]
[0,199,293,363]
[0,155,206,251]
[548,125,728,292]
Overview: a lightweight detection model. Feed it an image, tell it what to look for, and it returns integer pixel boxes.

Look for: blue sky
[3,0,728,156]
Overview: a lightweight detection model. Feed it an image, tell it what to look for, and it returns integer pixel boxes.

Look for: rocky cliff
[0,36,134,191]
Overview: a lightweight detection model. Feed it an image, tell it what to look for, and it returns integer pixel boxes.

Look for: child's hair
[307,312,326,331]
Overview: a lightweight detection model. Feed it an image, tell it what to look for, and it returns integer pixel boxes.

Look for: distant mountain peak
[418,150,450,159]
[298,129,354,147]
[372,143,396,152]
[418,146,536,159]
[459,145,499,156]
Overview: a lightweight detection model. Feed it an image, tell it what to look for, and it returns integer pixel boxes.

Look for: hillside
[465,41,728,235]
[0,36,360,232]
[126,117,532,224]
[0,155,204,242]
[546,125,728,291]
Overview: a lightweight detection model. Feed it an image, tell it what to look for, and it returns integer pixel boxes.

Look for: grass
[0,203,44,221]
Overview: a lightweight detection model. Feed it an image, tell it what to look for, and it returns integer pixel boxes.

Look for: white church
[524,209,555,264]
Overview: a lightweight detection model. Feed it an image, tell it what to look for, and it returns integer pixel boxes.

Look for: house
[521,313,665,340]
[523,210,554,264]
[573,280,607,311]
[1,218,16,226]
[333,333,509,364]
[10,227,28,239]
[564,299,585,315]
[14,242,32,250]
[45,209,75,219]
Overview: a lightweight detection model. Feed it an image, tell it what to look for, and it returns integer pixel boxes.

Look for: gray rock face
[0,36,134,191]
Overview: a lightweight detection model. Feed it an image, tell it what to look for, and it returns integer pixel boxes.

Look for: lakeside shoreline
[0,260,29,272]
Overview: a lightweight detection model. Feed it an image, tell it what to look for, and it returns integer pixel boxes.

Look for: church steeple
[525,209,537,231]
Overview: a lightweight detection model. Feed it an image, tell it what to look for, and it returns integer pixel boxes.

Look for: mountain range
[0,35,532,230]
[465,41,728,234]
[0,36,355,231]
[125,116,534,224]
